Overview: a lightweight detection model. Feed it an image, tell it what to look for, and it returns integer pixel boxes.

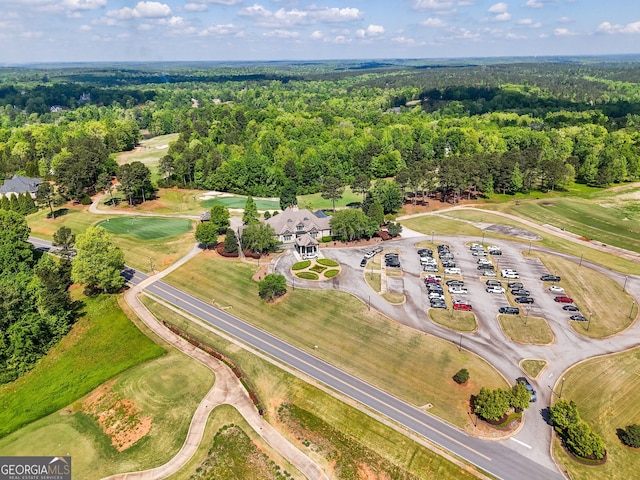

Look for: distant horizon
[2,1,639,64]
[2,53,640,69]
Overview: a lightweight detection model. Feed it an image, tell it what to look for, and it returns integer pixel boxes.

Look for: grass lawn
[297,186,362,210]
[530,252,636,338]
[202,195,280,211]
[100,189,207,216]
[498,315,554,345]
[365,272,382,292]
[27,204,102,239]
[429,309,477,333]
[144,298,482,479]
[502,198,640,254]
[401,215,483,237]
[520,359,547,379]
[382,292,405,304]
[0,351,213,479]
[0,293,164,439]
[96,217,192,240]
[163,252,508,428]
[552,348,640,480]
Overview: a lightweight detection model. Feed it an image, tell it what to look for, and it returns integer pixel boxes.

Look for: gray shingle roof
[265,208,331,236]
[0,175,42,195]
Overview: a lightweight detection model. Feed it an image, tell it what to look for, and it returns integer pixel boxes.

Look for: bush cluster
[549,399,606,460]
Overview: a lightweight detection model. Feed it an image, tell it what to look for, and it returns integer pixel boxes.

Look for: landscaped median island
[498,314,555,345]
[520,359,547,379]
[291,258,340,281]
[364,250,406,304]
[429,308,477,333]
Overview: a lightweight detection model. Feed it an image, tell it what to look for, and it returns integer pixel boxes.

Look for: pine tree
[24,194,37,214]
[0,195,10,211]
[242,196,259,225]
[9,194,20,212]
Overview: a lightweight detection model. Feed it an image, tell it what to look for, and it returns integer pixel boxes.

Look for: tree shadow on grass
[48,208,69,219]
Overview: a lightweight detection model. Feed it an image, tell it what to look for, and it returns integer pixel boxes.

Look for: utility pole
[579,252,583,267]
[148,256,154,273]
[623,275,628,293]
[587,311,593,331]
[559,377,566,399]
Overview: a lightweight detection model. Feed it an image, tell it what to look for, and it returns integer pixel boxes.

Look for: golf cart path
[102,243,327,480]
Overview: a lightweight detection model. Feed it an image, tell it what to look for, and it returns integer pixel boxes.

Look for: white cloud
[107,1,171,19]
[205,0,242,4]
[518,18,532,24]
[558,16,572,24]
[391,36,424,46]
[332,35,351,44]
[421,17,447,27]
[495,12,511,21]
[525,0,558,7]
[238,4,363,26]
[597,21,640,34]
[310,30,324,40]
[264,29,299,38]
[79,24,91,31]
[21,31,44,38]
[488,2,508,14]
[554,27,576,36]
[413,0,453,10]
[61,0,106,10]
[184,3,208,11]
[200,23,239,36]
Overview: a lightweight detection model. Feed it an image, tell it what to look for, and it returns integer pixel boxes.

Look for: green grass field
[553,348,640,480]
[297,186,362,210]
[0,294,164,438]
[202,196,280,211]
[97,217,192,240]
[401,215,483,237]
[117,133,179,182]
[145,298,481,480]
[27,205,102,240]
[498,315,554,345]
[164,252,508,428]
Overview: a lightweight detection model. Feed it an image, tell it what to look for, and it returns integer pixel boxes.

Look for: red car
[554,295,574,303]
[453,303,473,311]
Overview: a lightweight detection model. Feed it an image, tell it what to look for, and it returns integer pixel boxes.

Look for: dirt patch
[252,265,269,282]
[82,381,151,452]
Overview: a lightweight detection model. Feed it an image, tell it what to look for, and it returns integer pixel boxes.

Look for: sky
[0,0,639,64]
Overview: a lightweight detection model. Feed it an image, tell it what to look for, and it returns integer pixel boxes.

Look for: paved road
[141,277,563,480]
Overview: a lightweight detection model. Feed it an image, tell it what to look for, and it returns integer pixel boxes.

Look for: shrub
[387,221,403,237]
[473,387,511,421]
[258,274,287,301]
[263,211,271,220]
[320,236,333,243]
[80,194,92,205]
[618,424,640,448]
[292,260,311,270]
[324,269,340,278]
[566,421,606,460]
[316,258,339,267]
[310,265,327,273]
[295,272,318,280]
[453,368,469,384]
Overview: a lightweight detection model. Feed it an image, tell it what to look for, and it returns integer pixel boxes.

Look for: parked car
[515,296,534,304]
[541,274,561,282]
[360,258,367,267]
[417,248,432,256]
[449,286,468,294]
[554,295,574,303]
[430,300,446,309]
[429,292,445,300]
[472,250,487,257]
[499,306,520,315]
[511,289,531,296]
[442,261,456,268]
[425,274,442,281]
[444,267,462,275]
[563,305,580,312]
[486,286,506,294]
[454,302,473,311]
[364,251,376,259]
[469,243,483,250]
[516,377,537,402]
[483,271,497,277]
[477,264,495,270]
[486,280,502,286]
[570,314,587,321]
[446,279,464,286]
[488,246,502,255]
[423,265,438,272]
[507,282,524,289]
[502,272,520,279]
[549,286,565,293]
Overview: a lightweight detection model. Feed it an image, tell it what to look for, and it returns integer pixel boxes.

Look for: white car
[486,286,506,294]
[549,285,565,293]
[478,258,491,265]
[503,272,520,279]
[448,286,468,294]
[364,251,375,259]
[429,293,445,300]
[444,267,461,275]
[483,271,497,277]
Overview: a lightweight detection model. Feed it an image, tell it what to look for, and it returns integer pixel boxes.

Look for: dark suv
[515,296,534,304]
[541,274,561,282]
[499,306,520,315]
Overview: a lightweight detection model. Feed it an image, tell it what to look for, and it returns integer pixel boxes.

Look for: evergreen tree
[209,204,230,233]
[509,162,523,194]
[366,199,385,226]
[0,196,10,211]
[18,193,28,214]
[9,194,20,212]
[24,193,37,214]
[242,196,259,225]
[223,228,239,254]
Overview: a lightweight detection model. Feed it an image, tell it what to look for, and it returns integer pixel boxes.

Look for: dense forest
[1,57,640,203]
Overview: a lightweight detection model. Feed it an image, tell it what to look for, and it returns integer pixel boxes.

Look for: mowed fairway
[553,348,640,480]
[117,133,178,182]
[164,252,508,428]
[97,217,191,240]
[202,195,280,211]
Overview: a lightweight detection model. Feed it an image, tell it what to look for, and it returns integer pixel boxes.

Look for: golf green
[97,217,192,240]
[202,196,280,211]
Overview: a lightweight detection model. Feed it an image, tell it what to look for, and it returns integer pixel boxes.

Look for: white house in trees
[264,206,332,259]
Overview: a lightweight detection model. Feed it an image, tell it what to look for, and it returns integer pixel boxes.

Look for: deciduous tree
[195,222,218,249]
[71,226,125,293]
[321,176,344,212]
[258,274,287,301]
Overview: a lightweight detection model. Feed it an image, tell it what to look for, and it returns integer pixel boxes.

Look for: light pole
[292,276,295,291]
[579,252,584,267]
[481,230,485,246]
[587,311,593,331]
[525,306,531,326]
[559,377,566,399]
[148,256,154,273]
[528,240,532,254]
[368,295,371,311]
[630,301,636,319]
[431,230,435,244]
[623,275,628,293]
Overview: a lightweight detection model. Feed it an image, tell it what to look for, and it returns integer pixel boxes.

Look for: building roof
[264,207,331,236]
[0,175,42,195]
[200,211,211,221]
[295,233,319,247]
